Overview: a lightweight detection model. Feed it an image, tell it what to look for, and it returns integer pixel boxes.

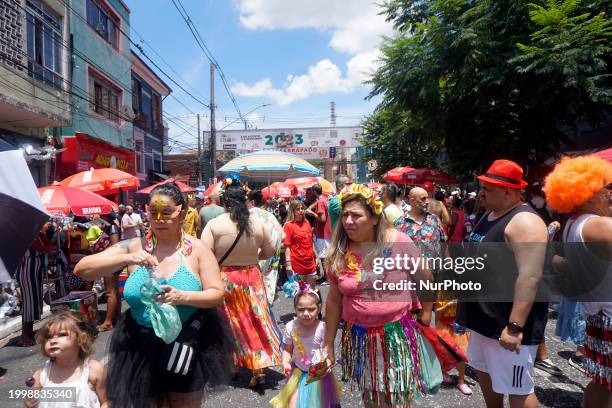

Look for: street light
[219,103,271,131]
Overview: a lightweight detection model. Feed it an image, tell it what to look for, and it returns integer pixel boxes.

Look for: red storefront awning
[58,132,136,180]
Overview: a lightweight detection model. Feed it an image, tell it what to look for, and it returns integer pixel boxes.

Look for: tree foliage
[364,0,612,178]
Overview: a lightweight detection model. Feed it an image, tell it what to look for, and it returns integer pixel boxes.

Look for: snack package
[306,349,328,384]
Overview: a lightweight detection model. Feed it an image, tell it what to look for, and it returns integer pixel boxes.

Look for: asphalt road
[0,288,588,407]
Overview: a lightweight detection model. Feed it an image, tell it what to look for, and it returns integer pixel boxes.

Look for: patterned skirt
[220,264,282,370]
[341,315,442,406]
[584,311,611,389]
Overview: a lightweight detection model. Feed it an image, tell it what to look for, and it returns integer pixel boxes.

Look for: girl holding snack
[26,311,106,407]
[270,283,340,408]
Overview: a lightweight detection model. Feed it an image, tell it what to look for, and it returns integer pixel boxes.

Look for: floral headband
[218,174,245,198]
[296,282,320,301]
[339,183,383,216]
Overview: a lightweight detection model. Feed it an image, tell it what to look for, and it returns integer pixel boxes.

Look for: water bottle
[147,266,165,284]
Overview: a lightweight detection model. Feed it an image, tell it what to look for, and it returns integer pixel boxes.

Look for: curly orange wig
[543,156,612,213]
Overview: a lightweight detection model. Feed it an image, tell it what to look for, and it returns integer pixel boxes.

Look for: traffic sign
[367,160,378,171]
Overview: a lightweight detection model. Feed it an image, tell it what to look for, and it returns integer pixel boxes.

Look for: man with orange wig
[544,155,612,408]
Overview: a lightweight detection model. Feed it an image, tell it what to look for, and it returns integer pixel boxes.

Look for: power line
[170,0,243,121]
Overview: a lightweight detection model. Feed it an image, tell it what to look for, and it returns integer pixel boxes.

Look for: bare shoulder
[506,210,547,242]
[87,359,105,381]
[583,216,612,243]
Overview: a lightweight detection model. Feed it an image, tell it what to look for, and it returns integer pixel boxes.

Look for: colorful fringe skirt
[270,366,341,408]
[584,311,611,389]
[341,315,441,406]
[220,264,282,370]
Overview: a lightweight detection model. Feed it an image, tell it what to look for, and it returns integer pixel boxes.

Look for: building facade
[131,51,171,188]
[57,0,135,181]
[0,0,71,185]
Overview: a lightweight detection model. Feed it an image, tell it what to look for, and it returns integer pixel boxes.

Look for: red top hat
[477,160,528,189]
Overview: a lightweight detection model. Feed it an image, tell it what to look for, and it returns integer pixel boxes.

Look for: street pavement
[0,287,588,407]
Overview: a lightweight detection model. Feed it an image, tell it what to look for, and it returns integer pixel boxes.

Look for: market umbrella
[366,182,384,190]
[0,150,49,281]
[202,182,222,197]
[592,147,612,163]
[401,168,457,185]
[60,167,139,194]
[136,178,196,194]
[285,176,335,194]
[262,182,295,199]
[38,184,118,216]
[217,150,320,179]
[382,167,415,184]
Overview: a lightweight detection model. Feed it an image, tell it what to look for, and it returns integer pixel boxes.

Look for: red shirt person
[305,184,331,260]
[284,200,318,287]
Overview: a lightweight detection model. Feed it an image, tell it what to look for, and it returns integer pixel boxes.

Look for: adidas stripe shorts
[467,330,538,395]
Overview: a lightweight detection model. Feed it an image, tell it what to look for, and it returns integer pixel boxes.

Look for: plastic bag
[282,275,299,298]
[140,278,182,344]
[419,323,467,372]
[416,330,443,394]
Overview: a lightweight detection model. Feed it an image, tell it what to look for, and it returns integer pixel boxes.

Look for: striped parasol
[217,150,320,179]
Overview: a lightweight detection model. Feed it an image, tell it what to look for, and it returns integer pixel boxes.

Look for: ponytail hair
[220,180,252,235]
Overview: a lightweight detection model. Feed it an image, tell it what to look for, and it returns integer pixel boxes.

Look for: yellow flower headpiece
[339,183,384,216]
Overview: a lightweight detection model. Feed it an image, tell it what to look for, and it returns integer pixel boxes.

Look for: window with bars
[85,0,119,49]
[26,0,63,90]
[89,73,121,123]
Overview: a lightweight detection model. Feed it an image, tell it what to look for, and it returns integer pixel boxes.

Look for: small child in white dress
[25,311,106,408]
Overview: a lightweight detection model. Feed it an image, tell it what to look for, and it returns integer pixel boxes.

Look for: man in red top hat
[456,159,548,408]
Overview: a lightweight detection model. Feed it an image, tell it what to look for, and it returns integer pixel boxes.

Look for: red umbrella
[202,182,222,197]
[262,182,294,199]
[60,167,139,194]
[591,147,612,163]
[366,182,384,190]
[39,185,118,216]
[136,178,196,194]
[402,168,457,185]
[382,167,415,184]
[285,177,335,194]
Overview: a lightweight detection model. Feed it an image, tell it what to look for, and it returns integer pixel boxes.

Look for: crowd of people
[1,155,610,408]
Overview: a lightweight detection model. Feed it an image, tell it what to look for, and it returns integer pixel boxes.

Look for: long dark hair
[221,182,252,235]
[150,182,186,207]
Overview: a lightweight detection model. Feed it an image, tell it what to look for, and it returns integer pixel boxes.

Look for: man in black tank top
[456,160,548,408]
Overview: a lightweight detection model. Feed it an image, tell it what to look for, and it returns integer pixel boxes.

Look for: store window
[86,0,119,49]
[26,0,63,90]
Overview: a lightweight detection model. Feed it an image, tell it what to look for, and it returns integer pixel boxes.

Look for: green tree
[365,0,611,178]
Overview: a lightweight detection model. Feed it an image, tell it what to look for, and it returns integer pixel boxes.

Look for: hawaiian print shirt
[401,212,447,260]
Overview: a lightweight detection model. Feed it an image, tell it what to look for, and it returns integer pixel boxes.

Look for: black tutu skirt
[106,307,235,408]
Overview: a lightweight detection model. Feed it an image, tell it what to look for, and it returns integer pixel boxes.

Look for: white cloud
[231,51,380,106]
[237,0,393,55]
[233,0,391,105]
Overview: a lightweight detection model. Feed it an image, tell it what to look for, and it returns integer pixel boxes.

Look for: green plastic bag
[140,278,182,344]
[417,330,443,394]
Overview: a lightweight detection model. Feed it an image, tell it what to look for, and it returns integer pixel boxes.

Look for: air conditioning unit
[123,105,136,121]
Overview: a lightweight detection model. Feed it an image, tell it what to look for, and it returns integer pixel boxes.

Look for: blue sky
[125,0,392,151]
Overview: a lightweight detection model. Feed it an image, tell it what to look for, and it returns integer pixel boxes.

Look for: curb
[0,305,52,341]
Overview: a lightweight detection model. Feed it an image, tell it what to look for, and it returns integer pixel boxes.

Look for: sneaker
[568,354,587,373]
[534,358,563,376]
[457,383,473,395]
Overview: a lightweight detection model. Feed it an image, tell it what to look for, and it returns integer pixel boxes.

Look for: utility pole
[209,63,216,181]
[197,113,201,185]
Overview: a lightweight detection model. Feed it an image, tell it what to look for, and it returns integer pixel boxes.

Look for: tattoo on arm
[110,239,134,250]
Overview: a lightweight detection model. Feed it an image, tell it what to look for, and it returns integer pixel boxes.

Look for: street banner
[208,126,363,154]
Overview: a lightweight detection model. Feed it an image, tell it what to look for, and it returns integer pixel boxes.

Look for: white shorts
[314,238,330,258]
[467,330,538,395]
